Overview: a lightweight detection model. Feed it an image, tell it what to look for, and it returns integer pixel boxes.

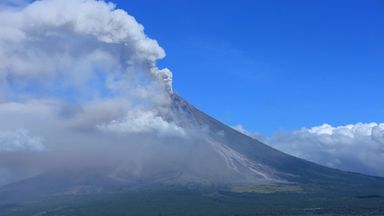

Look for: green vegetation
[231,183,303,193]
[2,184,384,216]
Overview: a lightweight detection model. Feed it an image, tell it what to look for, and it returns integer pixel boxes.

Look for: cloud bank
[234,123,384,177]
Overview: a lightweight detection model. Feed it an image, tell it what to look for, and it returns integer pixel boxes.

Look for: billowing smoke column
[0,0,179,136]
[0,0,173,96]
[0,0,279,187]
[0,0,181,186]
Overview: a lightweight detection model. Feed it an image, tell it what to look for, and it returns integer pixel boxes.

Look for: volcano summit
[0,0,384,215]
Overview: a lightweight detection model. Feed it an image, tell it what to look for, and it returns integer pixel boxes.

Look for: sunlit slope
[170,95,384,188]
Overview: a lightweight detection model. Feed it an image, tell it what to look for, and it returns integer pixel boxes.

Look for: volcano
[2,0,383,214]
[1,95,384,215]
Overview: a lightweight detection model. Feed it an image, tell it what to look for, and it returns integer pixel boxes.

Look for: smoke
[0,0,173,97]
[0,0,178,132]
[97,109,186,136]
[234,123,384,177]
[0,0,277,187]
[0,129,44,152]
[0,0,183,186]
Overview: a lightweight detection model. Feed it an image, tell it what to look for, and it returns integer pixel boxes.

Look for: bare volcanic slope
[169,95,384,186]
[0,94,384,205]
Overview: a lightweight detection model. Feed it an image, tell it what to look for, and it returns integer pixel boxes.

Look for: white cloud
[234,123,384,177]
[0,129,44,152]
[97,109,186,136]
[232,124,265,141]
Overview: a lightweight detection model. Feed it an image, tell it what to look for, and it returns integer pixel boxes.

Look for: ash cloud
[97,109,186,137]
[0,0,176,134]
[0,129,44,152]
[0,0,173,98]
[0,0,182,186]
[0,0,276,187]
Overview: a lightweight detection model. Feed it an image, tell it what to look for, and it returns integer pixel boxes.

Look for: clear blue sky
[115,0,384,135]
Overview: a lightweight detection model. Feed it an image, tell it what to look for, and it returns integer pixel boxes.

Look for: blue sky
[126,0,384,135]
[23,0,384,135]
[0,0,383,178]
[116,0,384,135]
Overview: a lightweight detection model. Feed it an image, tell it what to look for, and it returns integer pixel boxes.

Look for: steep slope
[169,95,384,188]
[0,94,384,205]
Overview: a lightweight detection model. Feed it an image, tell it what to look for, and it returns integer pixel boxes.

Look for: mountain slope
[169,95,384,187]
[0,94,384,206]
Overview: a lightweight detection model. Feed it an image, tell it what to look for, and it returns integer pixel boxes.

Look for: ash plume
[0,0,280,186]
